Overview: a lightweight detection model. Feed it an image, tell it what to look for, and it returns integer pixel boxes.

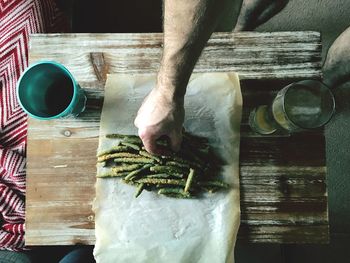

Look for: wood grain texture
[25,32,328,246]
[29,32,322,82]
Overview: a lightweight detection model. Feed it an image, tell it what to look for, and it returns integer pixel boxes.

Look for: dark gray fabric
[0,251,31,263]
[59,247,95,263]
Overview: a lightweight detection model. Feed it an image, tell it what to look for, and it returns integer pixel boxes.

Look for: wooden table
[25,32,329,246]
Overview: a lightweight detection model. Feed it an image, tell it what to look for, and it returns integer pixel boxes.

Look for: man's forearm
[157,0,229,99]
[135,0,231,152]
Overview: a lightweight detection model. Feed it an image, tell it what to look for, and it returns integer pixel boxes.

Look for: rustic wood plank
[25,32,328,246]
[237,78,328,243]
[238,225,329,243]
[29,32,322,82]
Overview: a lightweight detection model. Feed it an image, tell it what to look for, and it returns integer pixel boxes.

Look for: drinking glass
[249,80,335,134]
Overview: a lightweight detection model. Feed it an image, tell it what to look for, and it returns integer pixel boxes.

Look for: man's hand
[323,26,350,88]
[134,86,184,154]
[234,0,289,31]
[134,0,230,153]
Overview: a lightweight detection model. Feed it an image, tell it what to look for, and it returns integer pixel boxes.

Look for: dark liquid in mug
[45,77,74,116]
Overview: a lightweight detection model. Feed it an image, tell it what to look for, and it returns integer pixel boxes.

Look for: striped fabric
[0,0,67,250]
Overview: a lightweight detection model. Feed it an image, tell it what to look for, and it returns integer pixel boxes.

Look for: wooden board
[25,32,328,245]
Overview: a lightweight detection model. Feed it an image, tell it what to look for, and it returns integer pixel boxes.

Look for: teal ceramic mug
[17,61,87,120]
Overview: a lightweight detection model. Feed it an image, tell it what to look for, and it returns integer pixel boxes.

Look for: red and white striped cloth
[0,0,67,250]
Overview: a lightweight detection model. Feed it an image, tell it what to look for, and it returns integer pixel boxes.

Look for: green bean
[96,146,130,157]
[146,173,171,179]
[123,137,143,145]
[114,157,154,164]
[146,173,183,179]
[134,183,145,198]
[161,155,186,163]
[111,164,143,173]
[198,180,230,189]
[135,178,186,186]
[180,145,205,166]
[161,193,192,198]
[96,171,129,178]
[98,152,139,162]
[121,178,138,186]
[150,165,186,174]
[184,168,195,193]
[165,161,190,169]
[158,188,191,198]
[124,164,152,181]
[163,156,202,170]
[106,134,138,140]
[98,133,230,198]
[191,146,210,163]
[121,142,141,151]
[139,151,162,163]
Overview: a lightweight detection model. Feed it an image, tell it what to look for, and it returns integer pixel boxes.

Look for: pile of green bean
[96,133,229,198]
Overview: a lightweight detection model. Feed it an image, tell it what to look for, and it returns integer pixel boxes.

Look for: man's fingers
[138,129,183,154]
[141,137,159,155]
[138,130,160,155]
[234,0,289,31]
[255,0,288,28]
[323,26,350,87]
[169,130,182,152]
[134,114,140,128]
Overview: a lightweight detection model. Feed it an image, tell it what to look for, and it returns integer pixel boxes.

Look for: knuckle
[138,128,148,140]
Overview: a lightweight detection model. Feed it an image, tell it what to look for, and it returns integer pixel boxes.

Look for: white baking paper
[93,73,242,263]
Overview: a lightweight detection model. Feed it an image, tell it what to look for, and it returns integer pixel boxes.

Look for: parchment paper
[93,73,242,263]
